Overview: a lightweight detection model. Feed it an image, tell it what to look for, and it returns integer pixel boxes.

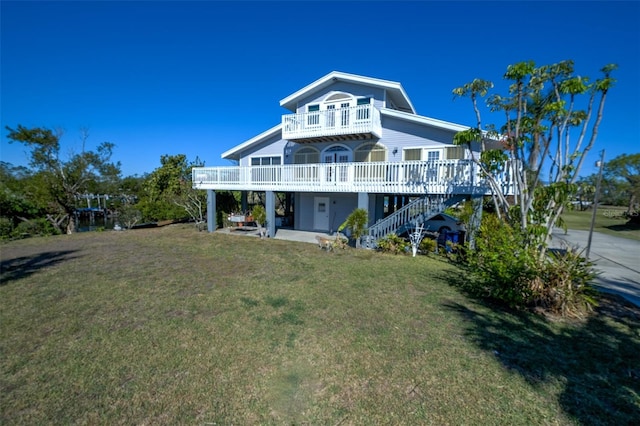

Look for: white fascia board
[221,124,282,160]
[381,108,502,147]
[280,71,415,113]
[380,108,470,132]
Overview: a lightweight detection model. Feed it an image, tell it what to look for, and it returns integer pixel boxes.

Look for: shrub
[252,205,266,226]
[0,217,14,240]
[465,213,598,317]
[377,233,408,255]
[466,214,537,307]
[532,248,598,317]
[339,208,368,248]
[12,218,60,238]
[419,237,436,254]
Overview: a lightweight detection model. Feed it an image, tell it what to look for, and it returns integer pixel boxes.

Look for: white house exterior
[193,71,512,243]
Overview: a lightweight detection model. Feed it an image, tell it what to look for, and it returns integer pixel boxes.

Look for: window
[427,151,440,162]
[356,97,371,120]
[355,143,386,162]
[403,148,422,161]
[293,147,320,164]
[446,146,466,160]
[251,156,281,166]
[307,104,320,126]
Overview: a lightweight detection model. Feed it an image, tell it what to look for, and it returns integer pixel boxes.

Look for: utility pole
[586,149,605,259]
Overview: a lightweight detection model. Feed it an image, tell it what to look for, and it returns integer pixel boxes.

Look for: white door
[314,197,330,231]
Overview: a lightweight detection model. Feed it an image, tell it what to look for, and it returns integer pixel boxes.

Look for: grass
[1,225,639,424]
[561,205,640,241]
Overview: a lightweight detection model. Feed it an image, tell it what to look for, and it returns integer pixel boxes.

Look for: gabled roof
[279,71,415,114]
[221,124,281,160]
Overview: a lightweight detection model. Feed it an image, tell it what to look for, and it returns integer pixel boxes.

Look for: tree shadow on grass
[0,250,80,285]
[605,222,640,232]
[441,272,640,425]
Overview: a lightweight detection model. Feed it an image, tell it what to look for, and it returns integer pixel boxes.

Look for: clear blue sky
[2,1,639,177]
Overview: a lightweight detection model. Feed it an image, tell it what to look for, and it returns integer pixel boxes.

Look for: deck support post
[357,192,369,212]
[241,191,248,213]
[265,190,276,238]
[207,190,216,233]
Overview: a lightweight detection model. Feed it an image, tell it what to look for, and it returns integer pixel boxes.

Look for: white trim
[221,124,281,160]
[380,108,470,132]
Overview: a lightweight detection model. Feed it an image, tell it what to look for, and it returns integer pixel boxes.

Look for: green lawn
[561,205,640,241]
[1,226,639,424]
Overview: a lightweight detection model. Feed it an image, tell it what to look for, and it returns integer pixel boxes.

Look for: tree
[5,125,121,234]
[604,153,640,214]
[140,154,207,228]
[453,61,616,256]
[338,208,368,248]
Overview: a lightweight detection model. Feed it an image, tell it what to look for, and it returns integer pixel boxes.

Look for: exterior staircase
[363,195,466,248]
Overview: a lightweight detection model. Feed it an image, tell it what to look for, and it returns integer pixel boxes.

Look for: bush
[377,233,408,255]
[12,218,60,238]
[467,216,537,307]
[419,237,436,254]
[0,217,14,240]
[465,213,598,317]
[339,208,368,248]
[252,205,266,226]
[532,248,598,317]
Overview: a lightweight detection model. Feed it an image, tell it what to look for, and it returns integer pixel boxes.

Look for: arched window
[293,147,320,164]
[355,143,387,162]
[324,92,352,103]
[322,145,351,163]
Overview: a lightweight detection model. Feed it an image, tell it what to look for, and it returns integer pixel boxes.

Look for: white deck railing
[282,104,382,140]
[193,160,515,195]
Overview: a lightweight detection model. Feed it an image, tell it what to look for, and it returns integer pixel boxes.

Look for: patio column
[207,190,216,233]
[358,192,369,217]
[265,190,276,238]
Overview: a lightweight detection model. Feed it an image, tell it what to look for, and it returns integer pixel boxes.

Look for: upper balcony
[282,104,382,143]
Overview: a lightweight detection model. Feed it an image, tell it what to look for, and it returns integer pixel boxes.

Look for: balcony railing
[282,104,382,141]
[193,160,515,195]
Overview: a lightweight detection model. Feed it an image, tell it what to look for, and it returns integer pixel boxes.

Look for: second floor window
[307,104,320,126]
[404,148,422,161]
[355,143,386,162]
[251,156,281,166]
[356,97,371,120]
[294,147,320,164]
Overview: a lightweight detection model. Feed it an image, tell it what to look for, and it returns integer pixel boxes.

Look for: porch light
[393,147,398,156]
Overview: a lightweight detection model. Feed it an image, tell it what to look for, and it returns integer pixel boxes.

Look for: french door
[323,146,351,183]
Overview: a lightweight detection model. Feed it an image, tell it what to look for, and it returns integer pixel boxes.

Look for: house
[192,71,513,245]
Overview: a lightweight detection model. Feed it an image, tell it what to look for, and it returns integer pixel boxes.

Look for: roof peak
[279,71,415,114]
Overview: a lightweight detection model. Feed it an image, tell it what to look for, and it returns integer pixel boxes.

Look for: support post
[265,190,276,238]
[357,192,369,212]
[241,191,248,213]
[207,190,216,233]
